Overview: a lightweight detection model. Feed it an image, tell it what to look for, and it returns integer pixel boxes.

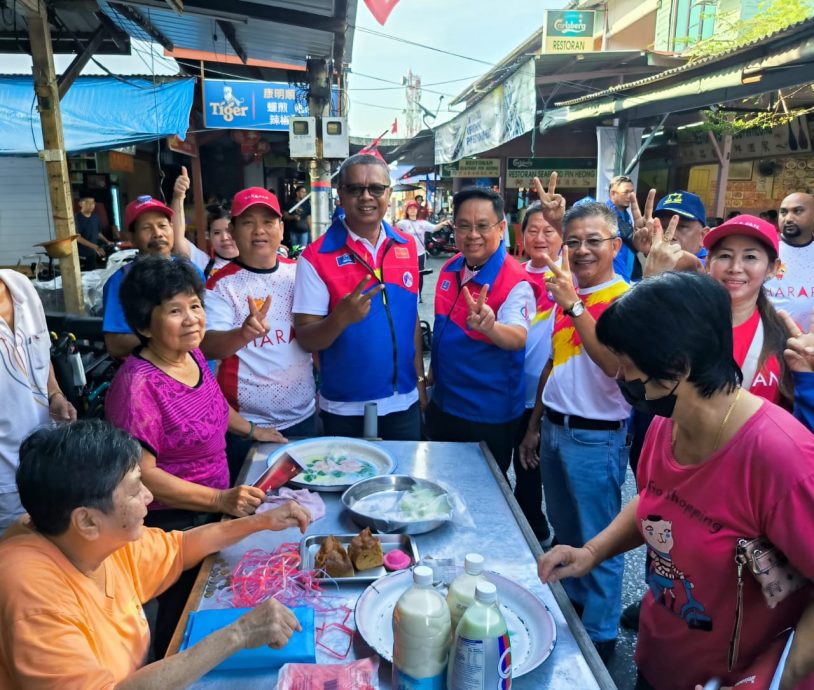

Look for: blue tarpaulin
[0,76,195,155]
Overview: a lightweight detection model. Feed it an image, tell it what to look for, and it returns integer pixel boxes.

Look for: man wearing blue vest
[426,187,537,473]
[292,154,425,440]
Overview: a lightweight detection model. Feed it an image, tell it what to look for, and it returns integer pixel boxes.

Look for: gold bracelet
[48,390,65,404]
[417,375,426,384]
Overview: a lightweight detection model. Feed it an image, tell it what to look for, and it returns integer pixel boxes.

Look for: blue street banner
[203,80,308,131]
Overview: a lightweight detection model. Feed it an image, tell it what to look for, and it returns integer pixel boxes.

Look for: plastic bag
[276,655,380,690]
[348,481,474,531]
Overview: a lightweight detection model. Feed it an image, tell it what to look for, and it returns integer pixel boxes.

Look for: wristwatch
[564,299,585,318]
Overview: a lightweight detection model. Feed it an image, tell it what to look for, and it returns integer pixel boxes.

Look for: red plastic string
[220,544,358,659]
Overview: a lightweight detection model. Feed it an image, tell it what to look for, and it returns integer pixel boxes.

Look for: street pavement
[419,252,645,690]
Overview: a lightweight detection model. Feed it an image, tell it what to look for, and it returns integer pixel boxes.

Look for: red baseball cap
[231,187,282,218]
[125,195,173,230]
[405,200,419,209]
[703,214,779,254]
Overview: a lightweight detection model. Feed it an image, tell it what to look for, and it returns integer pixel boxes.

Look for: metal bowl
[341,474,453,535]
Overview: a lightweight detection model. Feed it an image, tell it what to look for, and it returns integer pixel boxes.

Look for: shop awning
[540,17,814,131]
[0,75,194,155]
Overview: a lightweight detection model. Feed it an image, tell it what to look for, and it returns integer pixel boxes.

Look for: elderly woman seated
[0,420,310,689]
[105,256,288,656]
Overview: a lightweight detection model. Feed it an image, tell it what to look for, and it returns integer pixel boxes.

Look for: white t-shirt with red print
[765,238,814,333]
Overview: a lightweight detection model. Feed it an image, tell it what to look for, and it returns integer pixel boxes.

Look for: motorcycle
[425,222,457,256]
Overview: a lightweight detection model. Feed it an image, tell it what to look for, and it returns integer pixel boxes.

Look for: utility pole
[25,1,84,314]
[403,70,422,138]
[307,58,332,239]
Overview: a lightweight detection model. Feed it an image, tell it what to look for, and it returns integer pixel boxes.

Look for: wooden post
[191,150,206,250]
[26,5,84,314]
[710,133,733,220]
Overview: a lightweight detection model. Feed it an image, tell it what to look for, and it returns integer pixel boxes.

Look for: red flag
[363,0,400,25]
[391,118,398,134]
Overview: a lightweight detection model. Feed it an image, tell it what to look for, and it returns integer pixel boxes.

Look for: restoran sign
[441,158,501,178]
[506,158,597,188]
[203,80,308,131]
[544,10,595,53]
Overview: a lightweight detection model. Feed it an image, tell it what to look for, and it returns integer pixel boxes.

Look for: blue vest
[302,219,419,403]
[431,243,530,423]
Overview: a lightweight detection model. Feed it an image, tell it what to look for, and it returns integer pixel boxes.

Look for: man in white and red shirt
[765,192,814,332]
[202,188,316,480]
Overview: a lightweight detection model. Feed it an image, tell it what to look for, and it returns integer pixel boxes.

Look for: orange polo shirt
[0,525,184,689]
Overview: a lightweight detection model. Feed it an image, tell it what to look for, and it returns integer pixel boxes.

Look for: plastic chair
[511,224,525,258]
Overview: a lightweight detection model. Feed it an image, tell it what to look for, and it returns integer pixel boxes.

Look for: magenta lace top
[106,348,230,510]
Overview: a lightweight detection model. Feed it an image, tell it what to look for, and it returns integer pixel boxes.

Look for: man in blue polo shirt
[605,175,639,282]
[426,187,536,473]
[292,154,424,440]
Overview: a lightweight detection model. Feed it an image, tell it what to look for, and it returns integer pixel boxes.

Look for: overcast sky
[347,0,563,138]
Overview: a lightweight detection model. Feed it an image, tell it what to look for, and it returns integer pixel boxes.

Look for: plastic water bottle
[392,565,451,690]
[448,581,512,690]
[446,553,486,631]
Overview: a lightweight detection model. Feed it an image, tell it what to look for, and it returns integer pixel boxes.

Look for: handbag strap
[740,316,764,390]
[728,557,745,671]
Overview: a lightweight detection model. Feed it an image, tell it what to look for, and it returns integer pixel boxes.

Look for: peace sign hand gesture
[642,215,684,277]
[241,295,272,342]
[463,283,495,334]
[630,189,656,254]
[779,308,814,373]
[335,277,385,328]
[533,172,566,229]
[542,250,579,311]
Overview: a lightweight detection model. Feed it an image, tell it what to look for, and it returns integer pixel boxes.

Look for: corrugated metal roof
[555,15,814,107]
[97,0,348,68]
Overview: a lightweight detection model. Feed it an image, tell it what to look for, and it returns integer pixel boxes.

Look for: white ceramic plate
[265,437,396,492]
[354,568,556,677]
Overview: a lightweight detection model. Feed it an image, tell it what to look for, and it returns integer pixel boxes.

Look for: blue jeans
[539,417,629,642]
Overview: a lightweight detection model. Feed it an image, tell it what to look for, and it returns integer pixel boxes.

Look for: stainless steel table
[168,440,616,689]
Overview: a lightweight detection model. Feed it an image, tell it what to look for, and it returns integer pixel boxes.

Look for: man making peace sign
[202,188,317,481]
[293,154,424,440]
[521,200,631,661]
[426,187,537,473]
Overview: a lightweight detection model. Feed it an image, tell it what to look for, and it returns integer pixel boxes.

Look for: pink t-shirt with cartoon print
[635,402,814,690]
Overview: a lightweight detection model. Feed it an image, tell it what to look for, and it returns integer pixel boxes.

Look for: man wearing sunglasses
[292,154,424,440]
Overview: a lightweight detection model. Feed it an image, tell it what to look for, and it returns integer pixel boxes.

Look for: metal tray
[355,568,557,677]
[300,533,419,584]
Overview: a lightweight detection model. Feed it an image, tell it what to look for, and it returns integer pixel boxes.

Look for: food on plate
[383,549,412,571]
[348,527,384,571]
[297,451,378,485]
[314,535,354,578]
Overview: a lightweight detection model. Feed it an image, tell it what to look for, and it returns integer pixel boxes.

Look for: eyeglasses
[564,236,618,251]
[340,184,390,198]
[453,221,502,236]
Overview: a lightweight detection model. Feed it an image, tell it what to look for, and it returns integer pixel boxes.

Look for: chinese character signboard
[506,158,597,189]
[203,80,307,131]
[544,10,595,53]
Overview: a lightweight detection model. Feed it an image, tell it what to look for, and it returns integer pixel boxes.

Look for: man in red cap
[202,188,317,479]
[102,196,177,357]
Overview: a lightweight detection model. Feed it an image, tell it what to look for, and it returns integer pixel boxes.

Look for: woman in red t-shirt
[703,215,791,405]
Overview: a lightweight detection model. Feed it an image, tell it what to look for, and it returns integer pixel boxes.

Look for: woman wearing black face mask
[537,271,814,690]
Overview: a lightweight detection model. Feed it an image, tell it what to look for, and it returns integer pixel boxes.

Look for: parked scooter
[425,222,457,256]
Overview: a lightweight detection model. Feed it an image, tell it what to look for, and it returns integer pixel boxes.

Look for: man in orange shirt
[0,420,311,689]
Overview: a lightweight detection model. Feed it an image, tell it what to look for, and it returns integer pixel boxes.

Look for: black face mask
[616,377,680,418]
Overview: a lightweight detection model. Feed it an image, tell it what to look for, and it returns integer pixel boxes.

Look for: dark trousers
[418,253,426,299]
[321,402,421,441]
[144,508,218,659]
[225,413,318,486]
[424,401,521,476]
[511,408,550,541]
